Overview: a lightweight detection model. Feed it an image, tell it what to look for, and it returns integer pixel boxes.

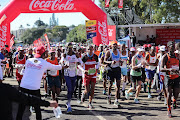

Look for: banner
[118,0,123,8]
[44,34,50,49]
[0,0,109,48]
[105,0,110,8]
[86,20,97,40]
[10,35,15,49]
[156,29,180,45]
[108,25,116,41]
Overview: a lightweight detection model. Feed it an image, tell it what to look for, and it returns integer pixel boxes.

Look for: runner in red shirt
[14,48,27,85]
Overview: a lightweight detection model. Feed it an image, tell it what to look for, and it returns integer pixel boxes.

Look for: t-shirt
[63,54,79,77]
[46,57,59,76]
[82,53,99,78]
[20,58,62,90]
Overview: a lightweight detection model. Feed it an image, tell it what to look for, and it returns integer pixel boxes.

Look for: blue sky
[0,0,100,31]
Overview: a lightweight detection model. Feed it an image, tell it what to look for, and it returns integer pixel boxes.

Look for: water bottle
[53,106,62,118]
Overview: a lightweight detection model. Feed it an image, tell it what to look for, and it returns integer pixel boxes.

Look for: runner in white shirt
[16,46,64,120]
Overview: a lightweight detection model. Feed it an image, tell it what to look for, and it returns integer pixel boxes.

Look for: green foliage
[34,19,46,27]
[99,0,180,23]
[21,28,46,44]
[66,24,86,43]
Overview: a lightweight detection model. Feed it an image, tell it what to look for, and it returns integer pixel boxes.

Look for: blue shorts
[47,76,61,88]
[145,68,156,80]
[121,67,127,76]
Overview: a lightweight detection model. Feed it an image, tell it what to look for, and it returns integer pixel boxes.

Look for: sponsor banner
[85,20,96,27]
[10,35,15,49]
[108,25,116,41]
[29,0,75,11]
[118,0,123,8]
[86,26,96,33]
[87,32,97,39]
[44,34,50,49]
[156,29,180,46]
[105,0,110,8]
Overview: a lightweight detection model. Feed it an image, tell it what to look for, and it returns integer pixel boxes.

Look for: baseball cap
[148,44,152,48]
[137,47,145,52]
[159,46,166,51]
[143,44,148,48]
[35,46,45,58]
[130,47,136,51]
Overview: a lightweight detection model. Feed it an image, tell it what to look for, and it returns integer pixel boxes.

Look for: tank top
[110,50,120,68]
[130,54,143,76]
[146,53,157,70]
[46,57,59,76]
[16,55,26,64]
[120,50,128,68]
[166,54,179,79]
[64,54,78,77]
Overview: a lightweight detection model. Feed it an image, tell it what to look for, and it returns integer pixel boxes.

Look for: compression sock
[122,82,126,91]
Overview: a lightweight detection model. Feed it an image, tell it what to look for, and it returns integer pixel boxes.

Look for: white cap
[159,46,166,51]
[175,50,179,53]
[137,47,145,52]
[130,47,136,51]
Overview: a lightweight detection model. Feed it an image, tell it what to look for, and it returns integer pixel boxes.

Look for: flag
[105,0,110,8]
[44,34,50,49]
[108,25,116,41]
[10,35,15,49]
[0,14,7,25]
[118,0,123,8]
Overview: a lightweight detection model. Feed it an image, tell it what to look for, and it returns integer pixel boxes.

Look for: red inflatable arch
[0,0,109,50]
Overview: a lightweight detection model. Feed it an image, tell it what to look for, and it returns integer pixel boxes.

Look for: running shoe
[107,96,111,104]
[103,90,106,95]
[167,110,172,118]
[173,102,177,109]
[30,106,35,113]
[114,101,120,107]
[134,98,140,103]
[88,103,94,109]
[125,90,130,100]
[148,93,152,98]
[67,107,72,114]
[77,99,81,104]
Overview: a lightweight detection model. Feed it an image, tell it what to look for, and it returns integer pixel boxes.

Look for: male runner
[160,41,180,118]
[104,42,122,107]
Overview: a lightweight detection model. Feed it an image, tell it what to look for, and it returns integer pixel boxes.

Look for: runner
[79,45,99,109]
[156,46,167,103]
[74,47,83,103]
[14,47,27,85]
[16,46,64,120]
[145,46,158,98]
[61,43,79,114]
[46,50,61,102]
[120,44,129,96]
[160,41,180,118]
[125,47,145,103]
[104,42,122,107]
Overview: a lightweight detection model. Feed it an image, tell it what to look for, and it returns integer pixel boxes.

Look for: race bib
[69,62,76,69]
[88,68,96,75]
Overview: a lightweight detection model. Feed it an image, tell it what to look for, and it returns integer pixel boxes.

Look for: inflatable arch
[0,0,109,50]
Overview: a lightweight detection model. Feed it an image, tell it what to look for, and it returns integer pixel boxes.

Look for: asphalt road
[3,76,180,120]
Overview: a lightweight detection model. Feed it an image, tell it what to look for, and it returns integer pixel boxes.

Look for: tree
[21,28,46,44]
[52,26,69,41]
[66,24,86,43]
[99,0,180,24]
[34,19,46,27]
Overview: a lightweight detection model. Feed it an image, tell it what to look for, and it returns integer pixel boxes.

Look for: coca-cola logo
[29,0,75,11]
[108,29,113,36]
[0,24,7,42]
[98,21,108,45]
